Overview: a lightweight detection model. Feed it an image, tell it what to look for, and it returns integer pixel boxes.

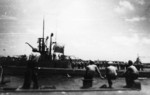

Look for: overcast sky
[0,0,150,62]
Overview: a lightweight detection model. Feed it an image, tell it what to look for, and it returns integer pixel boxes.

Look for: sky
[0,0,150,62]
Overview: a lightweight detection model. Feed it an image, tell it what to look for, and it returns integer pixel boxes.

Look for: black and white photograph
[0,0,149,95]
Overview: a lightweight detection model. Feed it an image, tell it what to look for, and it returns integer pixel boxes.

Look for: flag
[53,44,64,53]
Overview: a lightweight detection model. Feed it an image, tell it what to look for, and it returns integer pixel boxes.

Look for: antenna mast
[42,16,45,53]
[43,16,45,40]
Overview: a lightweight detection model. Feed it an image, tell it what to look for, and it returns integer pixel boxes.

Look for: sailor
[105,62,117,88]
[22,54,39,89]
[84,61,103,80]
[124,60,139,88]
[0,65,5,84]
[53,53,56,61]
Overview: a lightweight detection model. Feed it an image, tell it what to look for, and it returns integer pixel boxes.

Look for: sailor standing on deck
[22,54,39,89]
[124,60,139,88]
[84,61,104,80]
